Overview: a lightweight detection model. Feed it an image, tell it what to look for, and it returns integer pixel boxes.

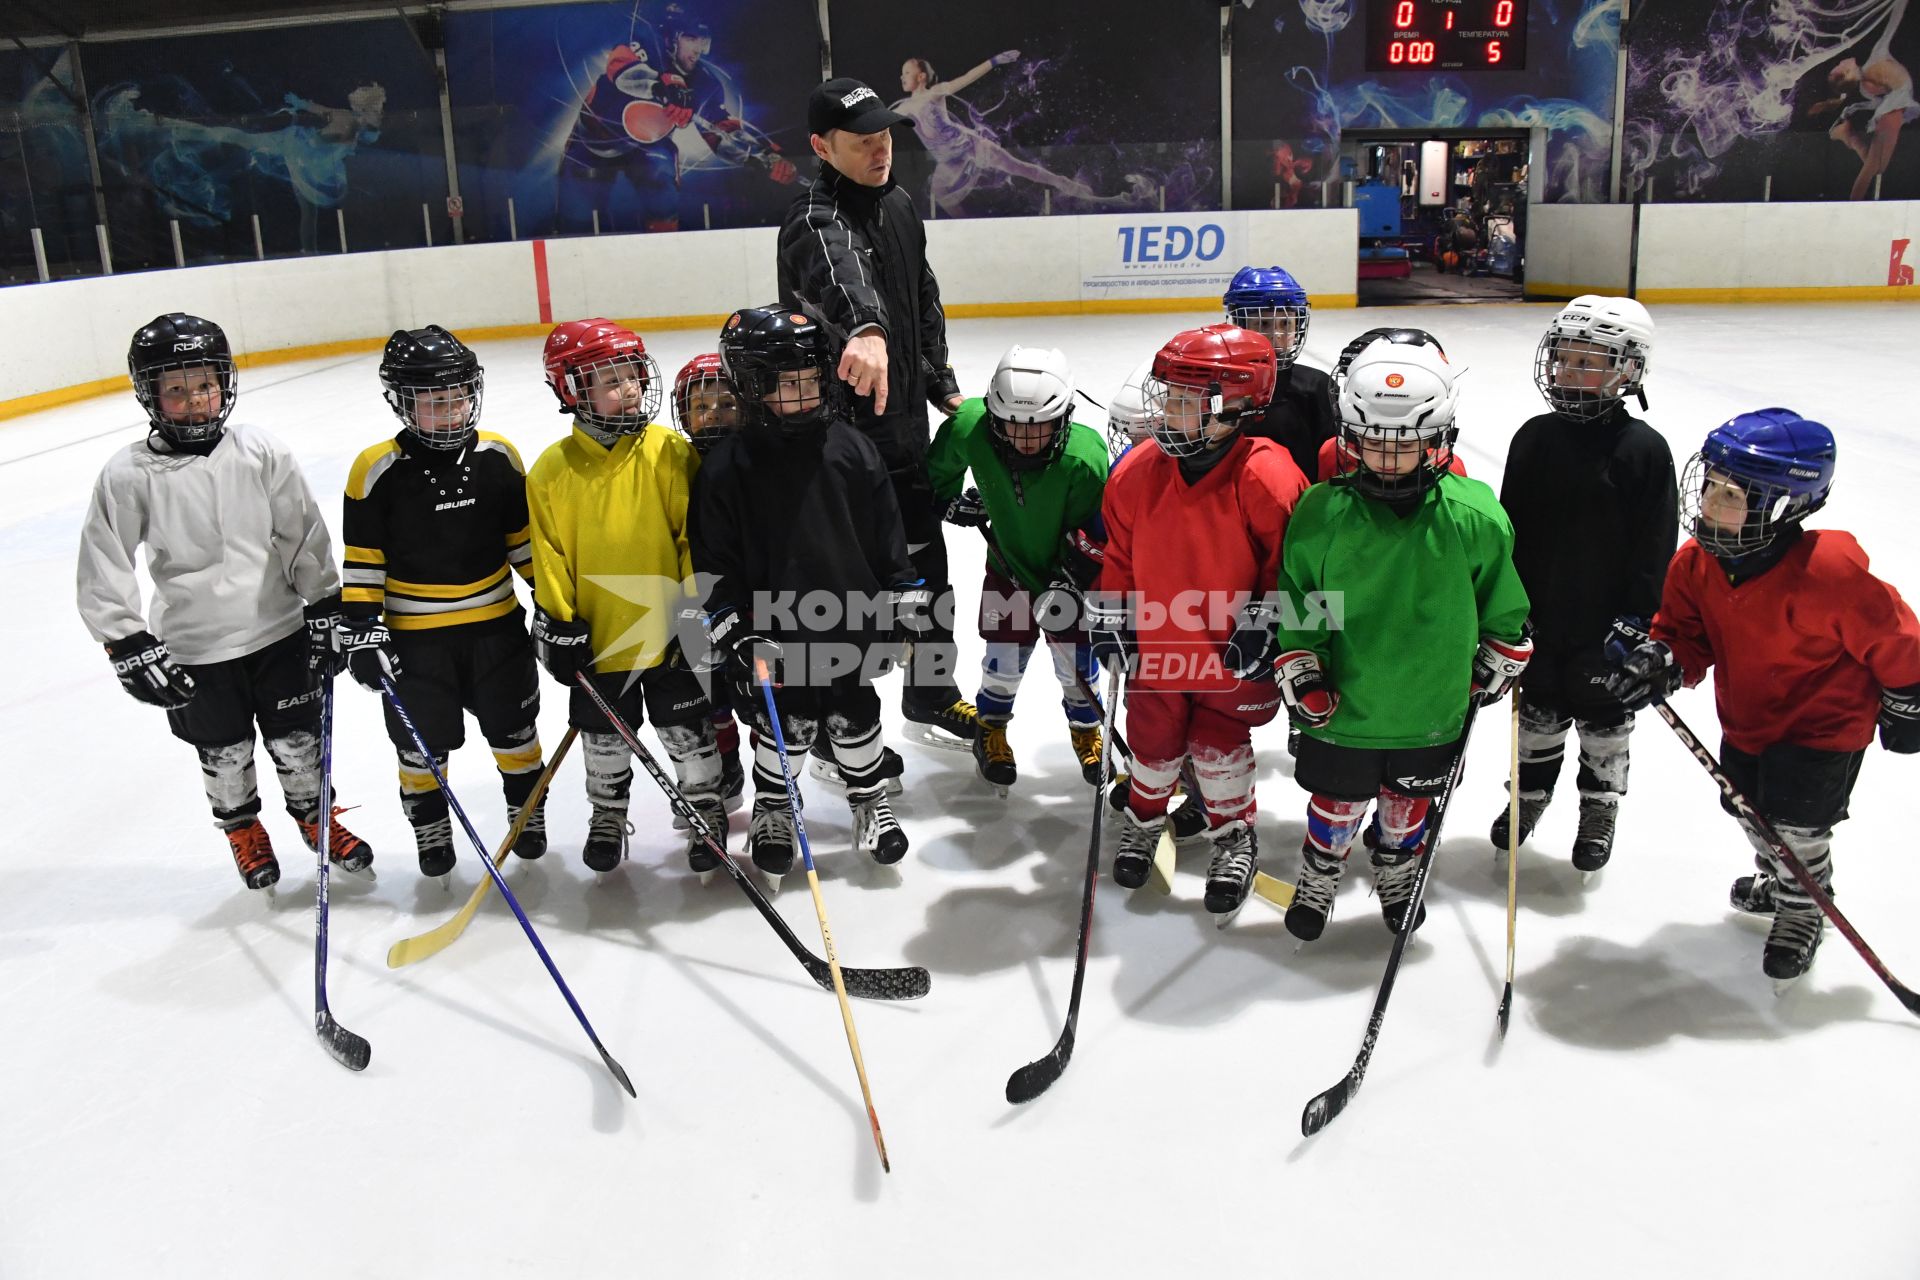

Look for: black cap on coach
[807,77,913,136]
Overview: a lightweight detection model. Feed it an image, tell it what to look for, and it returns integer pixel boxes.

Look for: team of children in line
[77,267,1920,982]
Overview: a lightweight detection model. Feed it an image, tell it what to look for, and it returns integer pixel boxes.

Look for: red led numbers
[1372,0,1524,71]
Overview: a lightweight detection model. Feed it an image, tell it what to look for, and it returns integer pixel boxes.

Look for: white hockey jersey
[76,422,341,665]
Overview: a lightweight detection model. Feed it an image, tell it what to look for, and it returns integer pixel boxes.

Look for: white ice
[2,303,1916,1279]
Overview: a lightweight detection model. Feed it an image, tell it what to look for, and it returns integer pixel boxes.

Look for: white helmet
[1104,355,1156,460]
[1335,336,1461,500]
[1534,294,1654,420]
[986,345,1075,470]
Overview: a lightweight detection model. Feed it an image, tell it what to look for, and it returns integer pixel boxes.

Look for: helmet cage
[1533,329,1646,421]
[562,351,662,436]
[134,353,237,444]
[1334,411,1457,501]
[1681,452,1823,558]
[1224,301,1311,369]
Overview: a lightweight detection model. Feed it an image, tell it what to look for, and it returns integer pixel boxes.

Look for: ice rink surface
[2,301,1917,1279]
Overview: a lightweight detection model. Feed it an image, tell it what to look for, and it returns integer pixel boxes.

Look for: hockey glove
[926,363,963,412]
[1604,640,1681,712]
[707,607,783,692]
[1223,596,1285,680]
[943,487,989,528]
[656,73,695,129]
[1034,580,1084,637]
[105,631,196,710]
[532,606,594,686]
[1472,633,1534,703]
[303,596,345,676]
[1085,594,1136,676]
[891,584,937,638]
[1879,682,1920,754]
[1603,615,1653,668]
[1276,650,1338,729]
[338,617,401,693]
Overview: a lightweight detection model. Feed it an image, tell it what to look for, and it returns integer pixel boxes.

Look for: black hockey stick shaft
[1654,699,1920,1017]
[1006,663,1124,1105]
[574,674,930,1002]
[381,676,636,1096]
[1302,699,1484,1136]
[313,671,371,1072]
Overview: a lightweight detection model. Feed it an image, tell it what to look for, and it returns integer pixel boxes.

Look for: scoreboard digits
[1366,0,1527,71]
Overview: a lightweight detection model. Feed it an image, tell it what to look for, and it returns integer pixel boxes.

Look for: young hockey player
[927,345,1109,792]
[77,313,371,892]
[1225,265,1335,481]
[1105,356,1155,461]
[527,318,723,876]
[340,326,546,881]
[1089,323,1309,915]
[1607,409,1920,981]
[670,353,749,811]
[1273,333,1531,941]
[1492,296,1675,874]
[689,305,920,883]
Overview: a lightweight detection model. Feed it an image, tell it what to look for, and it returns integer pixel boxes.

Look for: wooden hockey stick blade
[1147,826,1177,894]
[386,728,578,969]
[1253,872,1296,909]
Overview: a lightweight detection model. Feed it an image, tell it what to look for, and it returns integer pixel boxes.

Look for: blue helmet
[1223,265,1310,369]
[1683,407,1836,558]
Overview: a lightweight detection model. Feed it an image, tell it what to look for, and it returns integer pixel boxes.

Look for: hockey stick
[754,661,892,1172]
[1498,695,1520,1036]
[1006,663,1123,1105]
[1302,698,1485,1136]
[313,672,371,1072]
[380,677,636,1097]
[576,674,930,1002]
[385,727,580,969]
[1653,699,1920,1018]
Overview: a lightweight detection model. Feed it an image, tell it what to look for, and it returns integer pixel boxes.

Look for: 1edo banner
[1080,212,1246,299]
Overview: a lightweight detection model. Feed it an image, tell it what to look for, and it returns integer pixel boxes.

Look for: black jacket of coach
[776,164,961,483]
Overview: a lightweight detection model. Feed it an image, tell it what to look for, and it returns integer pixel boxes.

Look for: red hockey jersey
[1098,436,1308,692]
[1654,530,1920,753]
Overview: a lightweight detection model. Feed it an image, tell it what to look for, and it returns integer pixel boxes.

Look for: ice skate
[1204,820,1258,927]
[224,819,280,895]
[973,719,1016,796]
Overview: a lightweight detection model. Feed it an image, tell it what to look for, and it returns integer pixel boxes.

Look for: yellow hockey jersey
[525,423,700,673]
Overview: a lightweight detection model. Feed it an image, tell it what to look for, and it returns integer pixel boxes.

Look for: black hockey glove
[303,595,345,676]
[890,584,937,638]
[1223,596,1285,680]
[338,617,401,693]
[926,363,962,412]
[1604,640,1681,711]
[1879,682,1920,754]
[1276,650,1338,729]
[1472,633,1534,703]
[1056,526,1106,591]
[707,608,783,702]
[1603,615,1653,669]
[105,631,196,710]
[943,487,989,528]
[532,606,594,686]
[1085,593,1136,676]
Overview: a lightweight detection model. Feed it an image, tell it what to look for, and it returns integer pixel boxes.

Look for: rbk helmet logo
[172,339,205,352]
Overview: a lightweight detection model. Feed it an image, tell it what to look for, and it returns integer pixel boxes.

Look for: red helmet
[670,352,740,455]
[543,317,661,434]
[1150,323,1277,408]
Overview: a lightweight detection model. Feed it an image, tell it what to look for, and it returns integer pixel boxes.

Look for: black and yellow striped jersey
[341,431,534,632]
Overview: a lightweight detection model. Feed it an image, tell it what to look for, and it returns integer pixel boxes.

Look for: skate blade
[1212,901,1247,931]
[903,722,972,752]
[340,863,377,882]
[1580,869,1600,887]
[1772,975,1803,998]
[758,870,784,894]
[697,868,718,886]
[437,874,451,892]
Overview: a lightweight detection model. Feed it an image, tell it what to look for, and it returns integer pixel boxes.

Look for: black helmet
[718,305,833,432]
[379,325,483,450]
[129,313,236,446]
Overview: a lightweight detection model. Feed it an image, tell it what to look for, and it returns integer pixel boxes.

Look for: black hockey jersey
[1499,405,1678,653]
[688,419,913,645]
[1242,363,1336,482]
[341,431,534,632]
